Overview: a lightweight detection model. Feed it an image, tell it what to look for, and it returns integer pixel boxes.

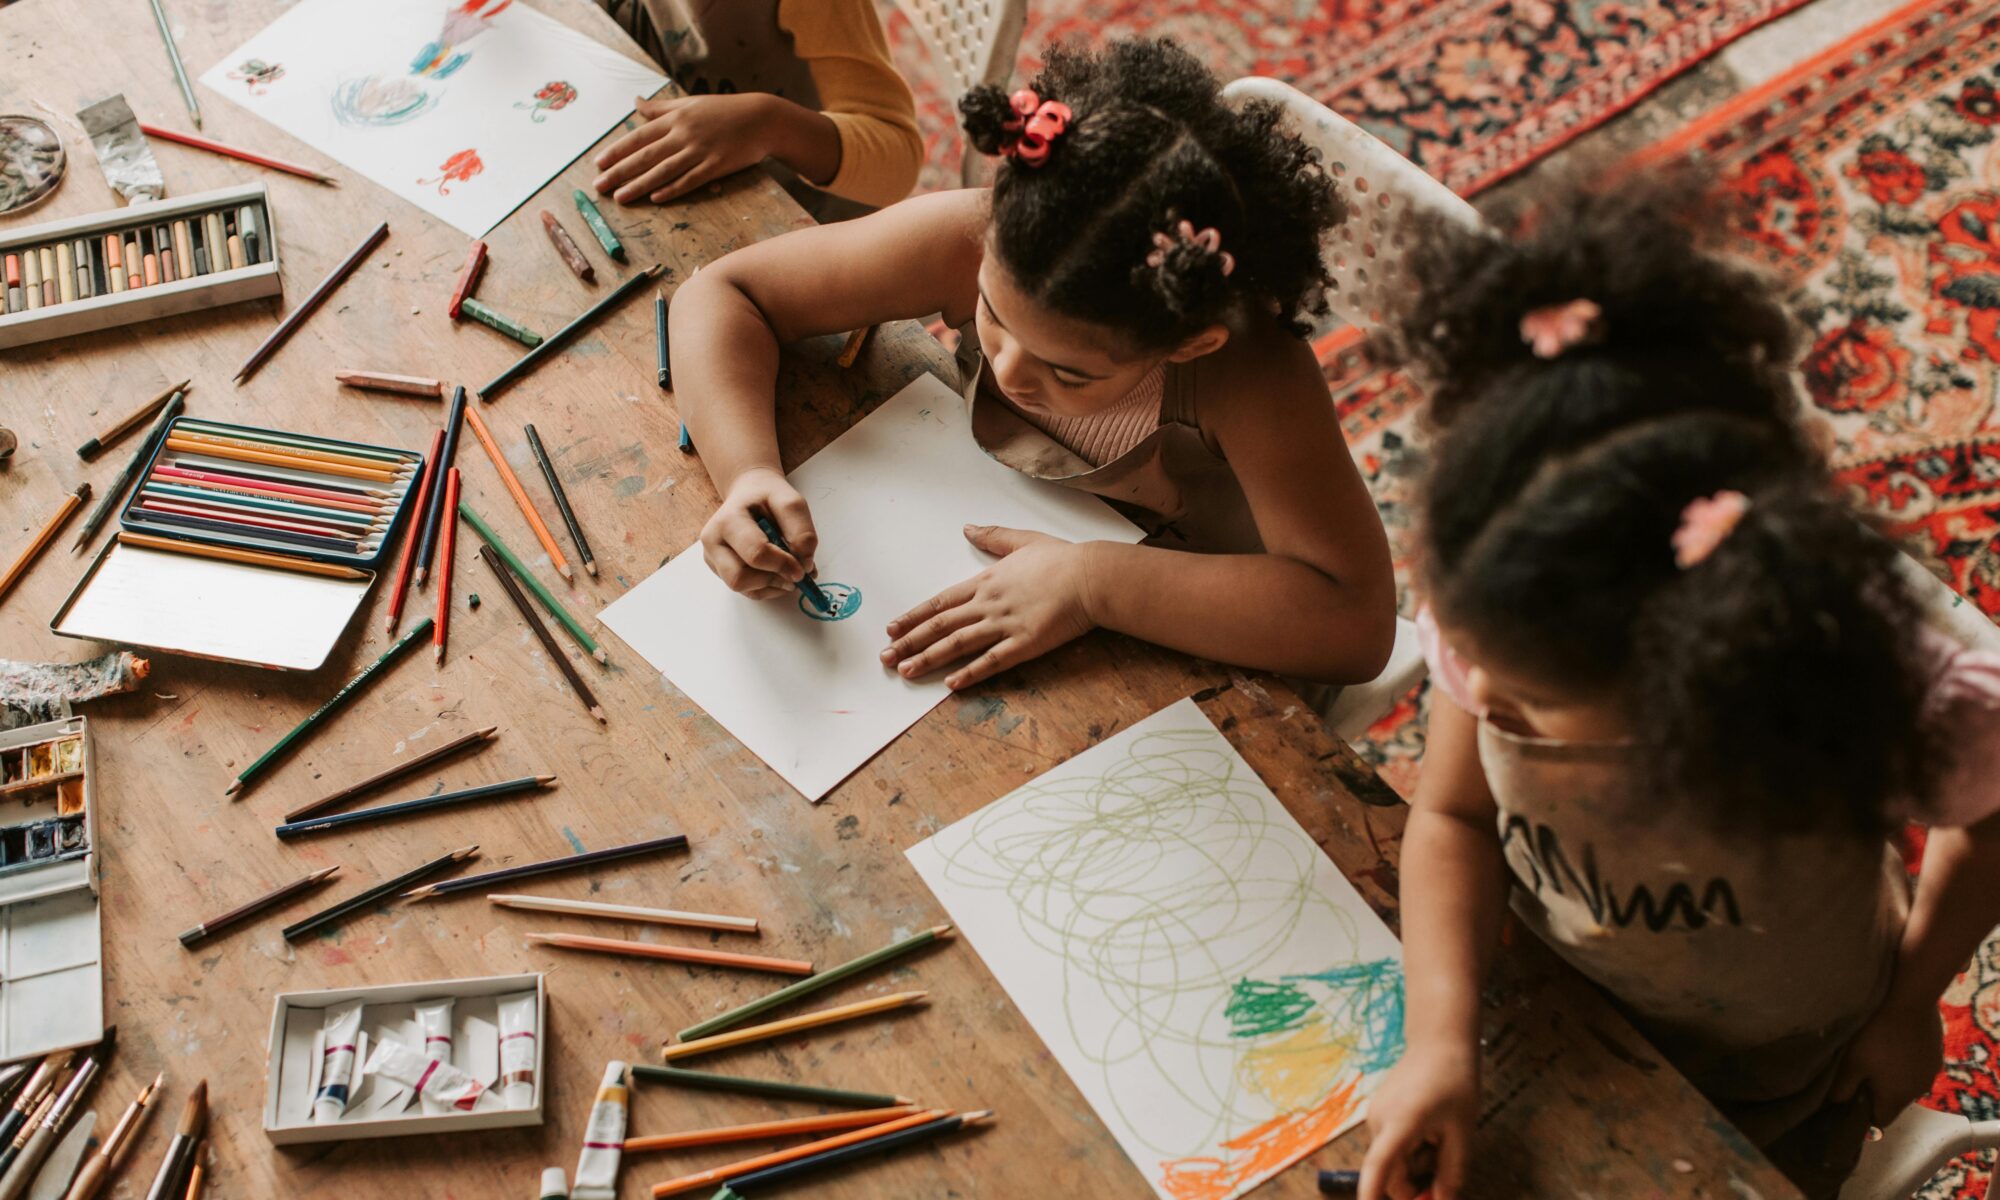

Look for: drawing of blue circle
[801,582,861,621]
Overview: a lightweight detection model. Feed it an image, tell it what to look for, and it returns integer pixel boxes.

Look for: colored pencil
[662,992,928,1060]
[135,491,370,537]
[115,531,369,580]
[626,1065,908,1108]
[128,508,366,554]
[648,1109,944,1197]
[139,1081,202,1200]
[678,926,954,1042]
[654,288,671,389]
[720,1111,989,1194]
[276,773,553,840]
[0,485,89,605]
[224,618,433,798]
[146,0,200,129]
[461,505,605,661]
[283,725,498,822]
[463,408,570,580]
[678,422,693,453]
[479,264,664,399]
[403,834,687,901]
[523,424,595,576]
[76,380,186,460]
[161,437,398,483]
[166,429,407,475]
[415,387,467,587]
[477,545,605,722]
[525,932,811,975]
[487,894,755,933]
[447,240,487,320]
[138,124,336,185]
[164,453,394,497]
[573,189,625,261]
[460,297,543,347]
[153,463,390,508]
[62,1072,160,1200]
[384,430,444,634]
[625,1107,918,1154]
[837,325,874,368]
[177,865,340,946]
[336,369,446,398]
[73,390,185,552]
[753,514,832,615]
[235,221,388,383]
[433,469,461,662]
[140,483,388,530]
[540,211,595,283]
[280,844,478,942]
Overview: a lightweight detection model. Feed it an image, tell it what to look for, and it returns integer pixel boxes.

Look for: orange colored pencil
[462,407,571,580]
[525,932,812,975]
[624,1106,919,1153]
[168,428,410,475]
[434,468,460,664]
[649,1110,946,1197]
[385,429,443,632]
[0,483,90,604]
[162,438,398,483]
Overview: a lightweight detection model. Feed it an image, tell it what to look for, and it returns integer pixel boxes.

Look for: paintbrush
[140,1081,203,1200]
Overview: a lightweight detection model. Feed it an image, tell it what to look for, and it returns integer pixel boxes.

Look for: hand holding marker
[753,513,831,616]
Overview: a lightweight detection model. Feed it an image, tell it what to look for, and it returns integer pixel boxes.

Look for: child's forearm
[670,272,788,494]
[1079,541,1394,683]
[752,95,843,190]
[1402,809,1509,1049]
[1888,815,2000,1010]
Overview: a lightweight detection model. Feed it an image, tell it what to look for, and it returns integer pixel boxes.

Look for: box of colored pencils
[0,182,281,350]
[0,717,106,1063]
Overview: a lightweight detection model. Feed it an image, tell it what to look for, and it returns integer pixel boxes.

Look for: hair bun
[959,85,1018,157]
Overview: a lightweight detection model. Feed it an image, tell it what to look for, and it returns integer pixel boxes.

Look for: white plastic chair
[1840,1104,2000,1199]
[888,0,1027,184]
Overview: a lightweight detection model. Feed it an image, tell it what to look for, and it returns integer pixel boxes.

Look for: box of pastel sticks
[0,181,281,350]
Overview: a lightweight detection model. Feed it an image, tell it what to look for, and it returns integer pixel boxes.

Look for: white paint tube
[415,998,456,1115]
[570,1061,628,1199]
[312,1001,365,1123]
[538,1167,568,1198]
[498,991,537,1109]
[363,1038,487,1112]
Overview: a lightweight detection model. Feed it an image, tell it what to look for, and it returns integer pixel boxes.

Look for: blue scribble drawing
[801,582,862,621]
[330,75,439,127]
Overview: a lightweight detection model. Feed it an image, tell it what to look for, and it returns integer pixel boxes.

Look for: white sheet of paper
[200,0,666,236]
[600,373,1143,802]
[907,699,1405,1200]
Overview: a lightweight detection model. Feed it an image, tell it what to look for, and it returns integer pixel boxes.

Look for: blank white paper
[907,699,1405,1200]
[599,373,1143,802]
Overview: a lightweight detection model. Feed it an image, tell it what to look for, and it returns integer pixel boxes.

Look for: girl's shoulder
[1186,322,1329,432]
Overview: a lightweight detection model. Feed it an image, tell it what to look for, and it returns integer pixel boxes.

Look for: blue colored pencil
[752,514,831,615]
[414,385,467,587]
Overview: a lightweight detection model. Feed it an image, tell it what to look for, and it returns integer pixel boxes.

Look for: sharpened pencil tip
[964,1110,995,1126]
[593,648,609,663]
[224,781,242,797]
[585,560,598,576]
[313,865,342,880]
[590,706,608,723]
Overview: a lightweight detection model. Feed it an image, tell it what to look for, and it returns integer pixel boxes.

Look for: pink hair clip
[1672,490,1750,569]
[999,89,1071,168]
[1143,219,1236,275]
[1519,298,1603,359]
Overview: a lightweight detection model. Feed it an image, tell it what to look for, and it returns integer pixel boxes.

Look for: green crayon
[572,189,626,262]
[460,297,543,347]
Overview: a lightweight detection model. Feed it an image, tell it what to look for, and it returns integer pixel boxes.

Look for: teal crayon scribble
[1283,959,1405,1073]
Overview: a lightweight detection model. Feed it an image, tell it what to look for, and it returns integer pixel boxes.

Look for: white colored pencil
[486,893,758,933]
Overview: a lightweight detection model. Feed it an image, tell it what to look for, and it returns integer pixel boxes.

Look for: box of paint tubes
[0,181,281,350]
[261,972,545,1144]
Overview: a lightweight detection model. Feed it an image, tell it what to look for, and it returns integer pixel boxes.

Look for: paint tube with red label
[415,998,456,1115]
[498,991,537,1109]
[570,1061,627,1199]
[312,1001,365,1123]
[364,1038,487,1112]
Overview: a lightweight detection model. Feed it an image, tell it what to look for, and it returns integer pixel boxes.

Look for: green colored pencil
[572,190,626,262]
[457,503,606,663]
[677,924,955,1042]
[627,1064,911,1109]
[224,618,434,797]
[460,297,543,347]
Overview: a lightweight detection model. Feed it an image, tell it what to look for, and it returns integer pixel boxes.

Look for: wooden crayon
[460,298,542,347]
[572,190,625,261]
[447,240,486,320]
[539,211,594,282]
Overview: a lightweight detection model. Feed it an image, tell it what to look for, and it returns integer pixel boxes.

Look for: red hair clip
[1000,87,1071,168]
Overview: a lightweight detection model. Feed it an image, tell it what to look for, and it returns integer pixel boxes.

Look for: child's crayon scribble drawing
[516,81,578,122]
[908,699,1404,1200]
[801,583,861,622]
[411,0,512,79]
[229,60,285,94]
[330,75,439,127]
[418,149,483,194]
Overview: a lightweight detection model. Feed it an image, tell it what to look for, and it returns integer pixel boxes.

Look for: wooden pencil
[276,774,554,840]
[386,429,444,632]
[224,618,433,798]
[718,1110,989,1193]
[161,438,399,483]
[177,865,340,946]
[837,325,875,368]
[235,221,388,383]
[139,124,336,186]
[461,506,605,661]
[336,369,446,398]
[136,497,368,541]
[648,1110,945,1197]
[539,211,594,283]
[678,925,954,1041]
[0,484,89,605]
[487,893,755,933]
[463,407,570,580]
[434,468,461,663]
[165,429,408,475]
[73,390,186,552]
[140,483,388,530]
[626,1065,908,1108]
[146,0,200,130]
[153,462,392,506]
[281,844,478,942]
[662,992,929,1060]
[625,1107,917,1154]
[77,381,187,461]
[447,240,487,320]
[525,932,811,975]
[115,532,369,580]
[479,265,664,400]
[654,287,670,390]
[283,726,498,822]
[173,420,409,465]
[415,387,468,587]
[477,545,605,722]
[403,834,688,901]
[523,424,595,576]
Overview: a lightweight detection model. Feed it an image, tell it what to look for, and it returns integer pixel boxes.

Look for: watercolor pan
[0,717,104,1066]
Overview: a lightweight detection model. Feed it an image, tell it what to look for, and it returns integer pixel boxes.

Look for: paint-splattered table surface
[0,1,1801,1196]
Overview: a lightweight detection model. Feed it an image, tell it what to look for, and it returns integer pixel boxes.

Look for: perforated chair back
[891,0,1027,96]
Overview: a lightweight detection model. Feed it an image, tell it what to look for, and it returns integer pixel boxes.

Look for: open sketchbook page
[908,698,1405,1200]
[201,0,665,236]
[600,372,1143,802]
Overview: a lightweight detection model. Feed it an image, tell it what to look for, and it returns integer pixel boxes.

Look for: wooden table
[0,2,1801,1196]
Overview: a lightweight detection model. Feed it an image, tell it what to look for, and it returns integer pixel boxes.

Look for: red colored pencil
[138,123,338,186]
[434,468,460,664]
[152,467,386,513]
[135,499,360,540]
[386,429,444,633]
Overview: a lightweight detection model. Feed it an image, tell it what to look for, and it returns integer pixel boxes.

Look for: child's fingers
[594,120,673,176]
[945,638,1022,690]
[1358,1127,1414,1200]
[618,148,703,204]
[1430,1128,1467,1200]
[746,583,795,602]
[650,156,727,203]
[701,539,785,595]
[899,625,1002,680]
[882,605,982,667]
[765,494,818,571]
[887,580,980,638]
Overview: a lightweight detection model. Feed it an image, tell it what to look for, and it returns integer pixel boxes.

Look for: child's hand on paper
[880,525,1096,690]
[700,468,818,600]
[1359,1041,1474,1200]
[594,94,793,205]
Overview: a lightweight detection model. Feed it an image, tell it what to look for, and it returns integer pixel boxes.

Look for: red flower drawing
[1845,143,1928,206]
[417,148,484,195]
[1801,321,1911,413]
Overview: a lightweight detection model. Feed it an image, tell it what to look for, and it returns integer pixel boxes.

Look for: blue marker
[753,512,833,615]
[677,422,694,453]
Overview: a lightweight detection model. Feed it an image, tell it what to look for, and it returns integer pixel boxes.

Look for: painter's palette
[0,717,102,1064]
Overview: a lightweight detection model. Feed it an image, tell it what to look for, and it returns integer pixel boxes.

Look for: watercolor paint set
[0,182,281,349]
[263,973,545,1145]
[0,717,105,1064]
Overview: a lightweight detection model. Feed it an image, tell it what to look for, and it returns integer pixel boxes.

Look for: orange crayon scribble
[1157,1075,1363,1200]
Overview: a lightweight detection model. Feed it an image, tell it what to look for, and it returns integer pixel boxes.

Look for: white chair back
[890,0,1026,96]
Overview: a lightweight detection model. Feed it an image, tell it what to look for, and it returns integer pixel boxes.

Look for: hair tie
[1519,299,1603,359]
[1672,491,1749,569]
[998,88,1071,168]
[1144,218,1236,276]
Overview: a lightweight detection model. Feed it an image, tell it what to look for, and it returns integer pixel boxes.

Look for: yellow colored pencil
[661,990,927,1060]
[162,438,399,483]
[624,1106,919,1153]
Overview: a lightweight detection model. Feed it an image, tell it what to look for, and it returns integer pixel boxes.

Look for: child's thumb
[963,524,1031,555]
